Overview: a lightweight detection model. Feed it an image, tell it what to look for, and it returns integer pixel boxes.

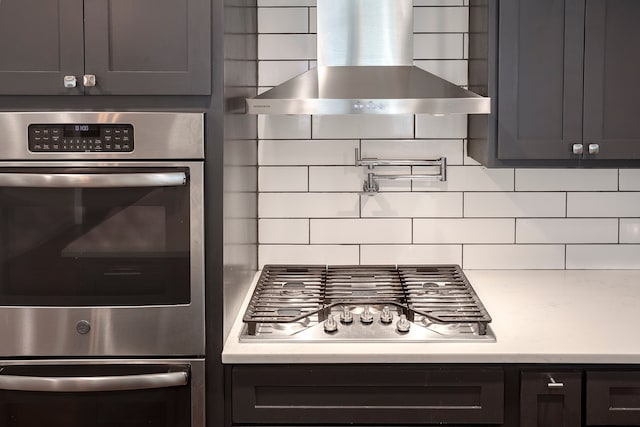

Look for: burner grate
[325,265,405,304]
[242,265,326,334]
[399,265,492,332]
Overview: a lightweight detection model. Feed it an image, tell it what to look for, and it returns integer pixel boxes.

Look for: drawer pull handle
[548,377,564,389]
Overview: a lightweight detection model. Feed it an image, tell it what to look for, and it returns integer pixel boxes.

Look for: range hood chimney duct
[246,0,490,115]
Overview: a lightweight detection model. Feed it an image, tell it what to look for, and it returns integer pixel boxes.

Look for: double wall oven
[0,112,205,426]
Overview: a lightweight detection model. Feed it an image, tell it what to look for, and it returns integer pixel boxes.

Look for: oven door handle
[0,370,189,392]
[0,172,187,188]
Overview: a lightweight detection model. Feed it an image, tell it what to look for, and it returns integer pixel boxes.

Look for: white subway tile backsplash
[310,219,412,244]
[413,166,514,191]
[258,34,316,60]
[414,219,514,243]
[259,139,359,165]
[259,245,359,267]
[515,169,618,191]
[361,192,463,217]
[414,34,464,59]
[567,193,640,217]
[253,1,640,269]
[258,8,309,33]
[463,245,565,269]
[258,0,315,6]
[413,0,464,5]
[566,245,640,269]
[414,7,468,33]
[259,193,359,218]
[309,7,317,33]
[361,139,464,165]
[414,60,468,86]
[464,192,566,218]
[309,166,411,192]
[361,245,462,265]
[516,219,618,244]
[259,219,309,244]
[312,115,414,139]
[258,166,308,192]
[258,61,309,87]
[415,114,467,139]
[621,219,640,243]
[258,115,311,139]
[620,170,640,191]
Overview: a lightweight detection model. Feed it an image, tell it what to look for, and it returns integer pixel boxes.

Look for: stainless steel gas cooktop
[240,265,495,342]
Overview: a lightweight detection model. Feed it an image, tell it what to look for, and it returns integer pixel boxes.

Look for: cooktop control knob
[360,306,374,324]
[324,314,338,333]
[396,314,410,333]
[340,306,353,324]
[380,306,393,324]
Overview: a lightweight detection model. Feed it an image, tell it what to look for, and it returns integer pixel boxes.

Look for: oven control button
[396,314,410,333]
[76,320,91,335]
[324,315,338,333]
[360,306,374,324]
[340,306,353,324]
[380,306,393,324]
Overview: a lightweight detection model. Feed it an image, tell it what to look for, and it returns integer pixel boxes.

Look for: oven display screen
[63,124,101,137]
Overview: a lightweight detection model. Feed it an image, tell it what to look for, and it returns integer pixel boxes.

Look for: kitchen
[1,0,640,426]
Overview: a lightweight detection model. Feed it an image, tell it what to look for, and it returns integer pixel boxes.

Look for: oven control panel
[28,124,134,152]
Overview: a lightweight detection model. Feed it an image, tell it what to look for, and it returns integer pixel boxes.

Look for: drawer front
[232,365,504,425]
[587,371,640,425]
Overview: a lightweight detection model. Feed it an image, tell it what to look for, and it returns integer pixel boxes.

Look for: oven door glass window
[0,168,190,306]
[0,364,192,427]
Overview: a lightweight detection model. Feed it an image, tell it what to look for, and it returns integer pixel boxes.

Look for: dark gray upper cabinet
[583,0,640,159]
[0,0,211,95]
[468,0,640,166]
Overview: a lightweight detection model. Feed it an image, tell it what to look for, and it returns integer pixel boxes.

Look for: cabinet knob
[572,143,584,155]
[63,76,77,88]
[83,74,97,87]
[588,143,600,154]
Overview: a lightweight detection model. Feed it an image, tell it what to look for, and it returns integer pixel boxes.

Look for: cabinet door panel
[587,371,640,425]
[0,0,84,95]
[83,0,211,95]
[232,366,504,425]
[583,0,640,159]
[497,0,584,159]
[520,371,581,427]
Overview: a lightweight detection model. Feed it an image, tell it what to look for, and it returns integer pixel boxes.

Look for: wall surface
[256,0,640,269]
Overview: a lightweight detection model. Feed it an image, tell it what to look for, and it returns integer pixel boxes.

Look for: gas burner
[241,264,494,342]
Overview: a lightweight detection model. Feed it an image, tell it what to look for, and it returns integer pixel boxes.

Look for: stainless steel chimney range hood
[247,0,490,115]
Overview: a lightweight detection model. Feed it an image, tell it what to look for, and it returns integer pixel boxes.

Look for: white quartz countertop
[222,269,640,364]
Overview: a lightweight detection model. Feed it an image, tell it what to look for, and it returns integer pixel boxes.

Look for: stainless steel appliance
[0,112,205,357]
[246,0,490,115]
[241,264,495,342]
[0,359,204,427]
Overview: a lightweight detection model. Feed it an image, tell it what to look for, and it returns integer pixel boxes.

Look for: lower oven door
[0,359,204,427]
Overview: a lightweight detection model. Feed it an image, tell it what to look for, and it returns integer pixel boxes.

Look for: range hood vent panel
[247,0,490,115]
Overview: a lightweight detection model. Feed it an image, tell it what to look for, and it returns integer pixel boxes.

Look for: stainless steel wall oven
[0,112,205,427]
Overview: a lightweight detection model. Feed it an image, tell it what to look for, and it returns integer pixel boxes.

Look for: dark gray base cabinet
[227,365,640,427]
[0,0,211,95]
[468,0,640,167]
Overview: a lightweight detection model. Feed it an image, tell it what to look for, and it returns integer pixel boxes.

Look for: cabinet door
[583,0,640,159]
[83,0,211,95]
[232,365,504,425]
[497,0,584,160]
[520,371,581,427]
[0,0,84,95]
[587,371,640,425]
